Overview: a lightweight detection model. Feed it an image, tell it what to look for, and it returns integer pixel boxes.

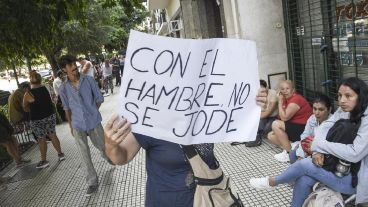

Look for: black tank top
[29,86,54,120]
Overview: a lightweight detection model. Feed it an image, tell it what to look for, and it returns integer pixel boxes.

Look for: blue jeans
[275,157,356,207]
[289,149,298,164]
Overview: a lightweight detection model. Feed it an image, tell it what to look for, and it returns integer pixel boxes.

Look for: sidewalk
[0,87,292,207]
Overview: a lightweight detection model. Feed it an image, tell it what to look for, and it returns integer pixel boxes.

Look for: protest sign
[119,30,260,145]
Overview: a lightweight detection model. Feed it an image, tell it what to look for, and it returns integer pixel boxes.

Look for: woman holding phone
[267,80,312,162]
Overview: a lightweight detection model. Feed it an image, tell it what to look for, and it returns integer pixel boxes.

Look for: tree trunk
[44,47,62,77]
[26,58,32,72]
[12,63,20,87]
[45,52,59,77]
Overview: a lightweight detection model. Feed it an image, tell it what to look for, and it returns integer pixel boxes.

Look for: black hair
[59,55,77,69]
[260,79,267,88]
[313,93,333,112]
[19,81,30,90]
[339,77,368,122]
[56,70,63,77]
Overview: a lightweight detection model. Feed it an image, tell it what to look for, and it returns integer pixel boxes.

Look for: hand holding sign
[119,31,260,144]
[105,114,132,148]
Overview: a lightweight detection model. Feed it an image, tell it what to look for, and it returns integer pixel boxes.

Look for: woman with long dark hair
[250,77,368,207]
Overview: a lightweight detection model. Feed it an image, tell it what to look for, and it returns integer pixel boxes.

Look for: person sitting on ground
[249,77,368,207]
[267,80,312,162]
[245,79,278,147]
[104,89,268,207]
[23,71,65,169]
[0,113,31,168]
[289,94,332,163]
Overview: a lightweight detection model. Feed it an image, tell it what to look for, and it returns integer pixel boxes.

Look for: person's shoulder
[364,107,368,116]
[291,93,308,102]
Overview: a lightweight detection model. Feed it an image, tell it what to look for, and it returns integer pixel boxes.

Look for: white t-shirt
[53,77,63,97]
[80,60,94,77]
[102,64,113,78]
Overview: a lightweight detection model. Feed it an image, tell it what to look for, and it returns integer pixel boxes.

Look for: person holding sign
[267,80,312,163]
[104,89,267,207]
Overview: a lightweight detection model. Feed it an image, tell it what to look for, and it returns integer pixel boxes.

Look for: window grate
[283,0,368,103]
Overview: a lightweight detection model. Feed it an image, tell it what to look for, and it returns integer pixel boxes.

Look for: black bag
[181,145,244,207]
[322,119,361,187]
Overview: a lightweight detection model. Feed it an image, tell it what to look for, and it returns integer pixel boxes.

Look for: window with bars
[283,0,368,102]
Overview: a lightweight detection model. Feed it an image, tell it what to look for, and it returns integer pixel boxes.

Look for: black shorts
[285,121,306,142]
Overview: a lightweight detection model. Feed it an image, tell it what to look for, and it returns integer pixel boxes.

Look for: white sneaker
[274,150,290,162]
[291,141,299,150]
[249,176,274,190]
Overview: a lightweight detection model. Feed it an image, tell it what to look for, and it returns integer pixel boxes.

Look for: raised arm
[278,99,300,121]
[82,62,92,75]
[104,114,141,165]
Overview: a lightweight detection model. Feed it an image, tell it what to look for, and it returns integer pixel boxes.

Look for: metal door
[284,0,331,100]
[284,0,368,101]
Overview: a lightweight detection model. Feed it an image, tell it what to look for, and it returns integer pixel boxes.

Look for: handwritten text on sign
[119,30,260,144]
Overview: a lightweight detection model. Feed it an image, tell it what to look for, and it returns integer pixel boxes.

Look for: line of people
[245,78,368,207]
[0,54,125,196]
[2,53,368,206]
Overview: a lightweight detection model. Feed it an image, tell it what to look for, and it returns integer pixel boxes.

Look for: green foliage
[0,0,87,66]
[0,0,148,73]
[0,105,9,120]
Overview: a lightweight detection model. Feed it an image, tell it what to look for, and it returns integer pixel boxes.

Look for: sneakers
[274,150,290,163]
[16,158,31,168]
[249,176,274,190]
[36,160,50,169]
[85,185,98,197]
[291,141,299,150]
[20,158,31,163]
[58,153,65,161]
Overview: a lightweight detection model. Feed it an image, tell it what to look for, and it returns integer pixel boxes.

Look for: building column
[180,0,223,38]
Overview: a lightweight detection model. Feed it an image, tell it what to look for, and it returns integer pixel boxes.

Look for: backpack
[181,145,244,207]
[322,119,361,187]
[302,183,344,207]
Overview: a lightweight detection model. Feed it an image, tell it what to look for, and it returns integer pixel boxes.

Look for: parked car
[38,69,52,78]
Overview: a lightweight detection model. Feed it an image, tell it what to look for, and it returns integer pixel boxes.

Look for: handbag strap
[181,145,198,159]
[181,145,224,185]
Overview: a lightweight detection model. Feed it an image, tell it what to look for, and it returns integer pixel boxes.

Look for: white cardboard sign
[119,30,260,145]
